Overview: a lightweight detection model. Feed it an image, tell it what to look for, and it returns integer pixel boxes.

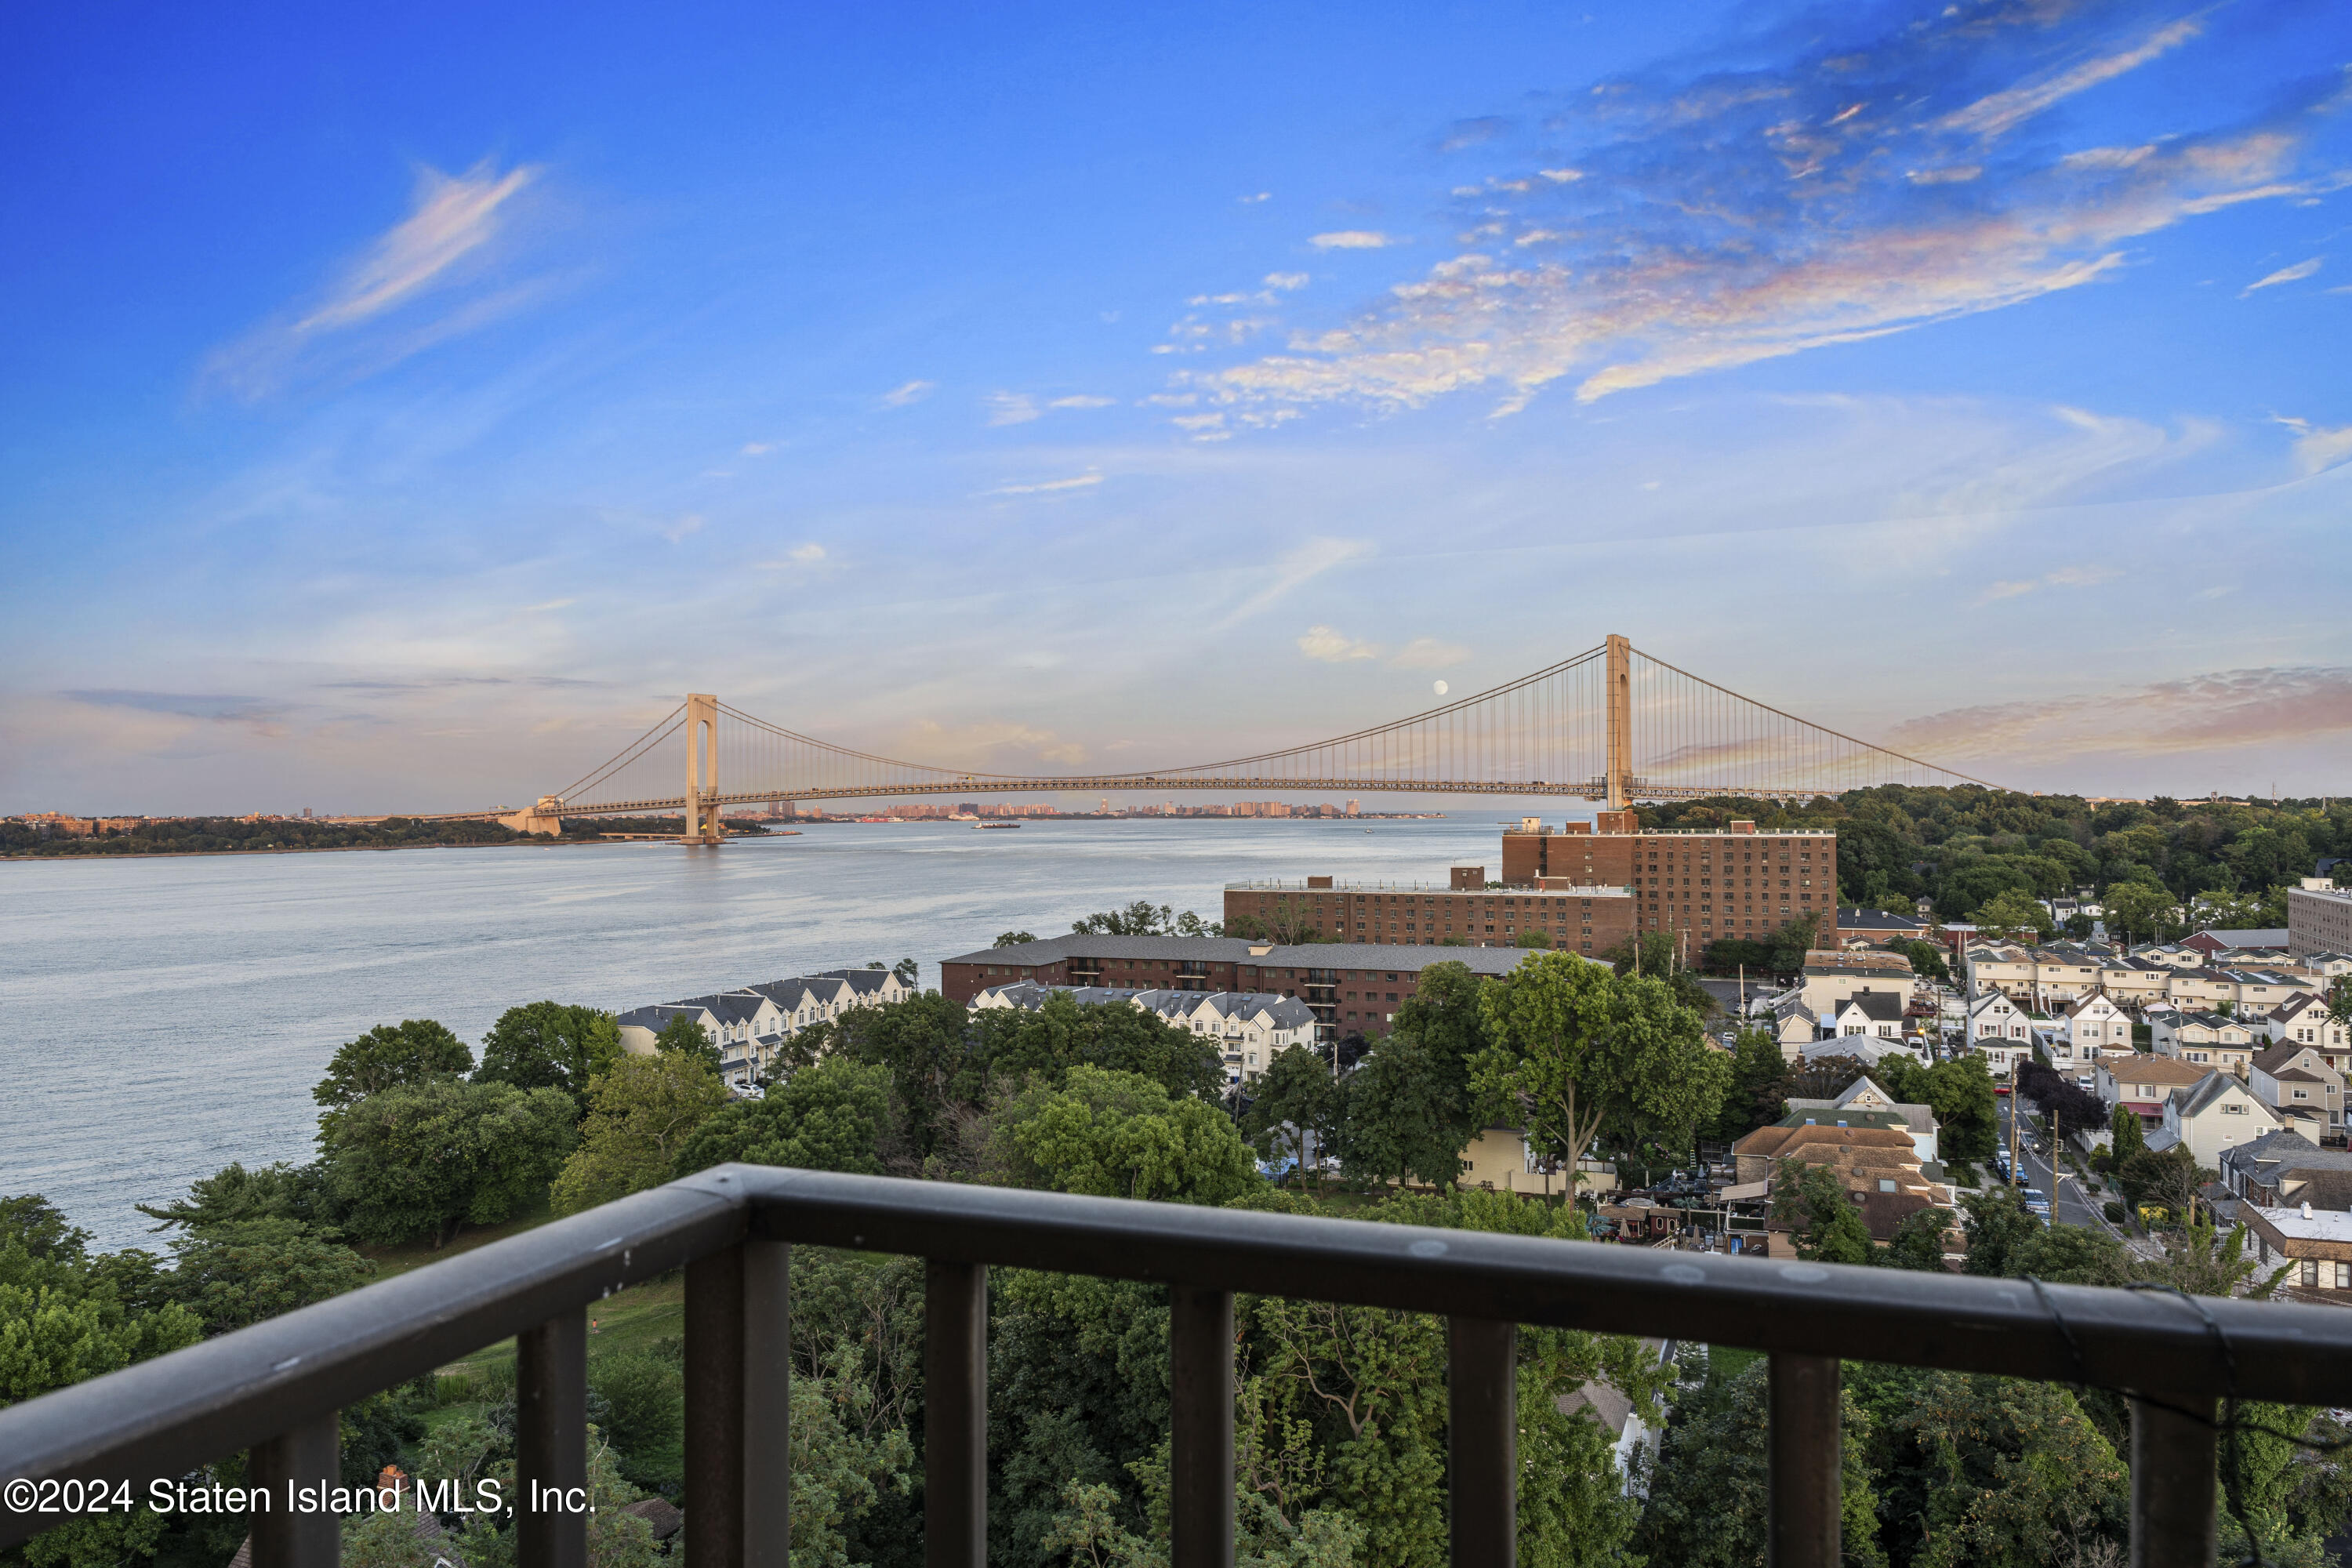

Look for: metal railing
[8,1166,2352,1568]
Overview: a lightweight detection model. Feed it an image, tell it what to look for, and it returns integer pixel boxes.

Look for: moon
[1432,680,1449,696]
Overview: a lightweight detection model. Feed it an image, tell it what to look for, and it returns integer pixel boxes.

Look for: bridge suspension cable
[485,634,1994,829]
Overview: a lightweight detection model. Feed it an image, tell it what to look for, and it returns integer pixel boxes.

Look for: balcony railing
[6,1165,2350,1568]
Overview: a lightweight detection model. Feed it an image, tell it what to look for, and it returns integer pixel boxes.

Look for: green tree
[1708,1025,1788,1141]
[1634,1359,1886,1568]
[1959,1187,2042,1278]
[673,1056,894,1177]
[993,1065,1261,1204]
[651,1011,720,1071]
[2009,1223,2132,1287]
[1073,901,1180,935]
[2110,1102,2147,1167]
[2326,974,2352,1036]
[313,1019,474,1133]
[2102,880,2180,946]
[136,1160,330,1233]
[1472,952,1727,1173]
[832,992,981,1159]
[994,930,1038,948]
[1333,1035,1464,1189]
[157,1218,376,1336]
[1515,927,1552,949]
[1972,888,2055,942]
[1770,1159,1878,1265]
[320,1078,580,1246]
[892,956,920,989]
[1237,1045,1334,1188]
[1599,931,1718,1017]
[1883,1206,1954,1272]
[551,1050,731,1215]
[474,1001,625,1112]
[972,992,1223,1103]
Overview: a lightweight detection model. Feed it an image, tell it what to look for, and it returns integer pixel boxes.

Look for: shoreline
[0,815,1459,865]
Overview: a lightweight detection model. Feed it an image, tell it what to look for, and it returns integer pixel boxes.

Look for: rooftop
[944,931,1552,976]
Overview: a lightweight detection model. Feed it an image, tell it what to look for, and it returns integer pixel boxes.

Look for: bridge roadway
[420,776,1845,821]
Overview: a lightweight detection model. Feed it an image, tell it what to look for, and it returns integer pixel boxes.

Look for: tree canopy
[320,1077,579,1245]
[313,1019,474,1131]
[473,1000,624,1110]
[552,1049,731,1214]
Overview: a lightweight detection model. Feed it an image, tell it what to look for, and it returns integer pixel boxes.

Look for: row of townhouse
[1964,940,2330,1016]
[2096,1039,2352,1156]
[972,980,1316,1085]
[616,967,915,1085]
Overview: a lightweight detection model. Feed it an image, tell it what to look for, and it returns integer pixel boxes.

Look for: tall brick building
[1222,809,1837,955]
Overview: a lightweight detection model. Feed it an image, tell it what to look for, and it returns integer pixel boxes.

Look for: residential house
[2263,993,2351,1059]
[2249,1041,2346,1138]
[1731,1117,1952,1242]
[2056,993,2133,1069]
[2219,1130,2352,1210]
[1831,991,1906,1040]
[2151,1011,2259,1076]
[2148,1069,2279,1167]
[1186,991,1318,1083]
[2185,927,2292,957]
[2096,1055,2220,1129]
[615,1001,723,1057]
[1770,994,1820,1061]
[1799,1035,1927,1072]
[1784,1076,1939,1163]
[1834,908,1929,946]
[1797,949,1915,1018]
[2239,1203,2352,1300]
[1968,990,2027,1040]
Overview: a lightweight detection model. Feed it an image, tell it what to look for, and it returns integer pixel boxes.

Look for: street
[1995,1098,2116,1234]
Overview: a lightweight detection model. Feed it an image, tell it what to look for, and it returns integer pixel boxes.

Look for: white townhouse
[1969,990,2027,1041]
[2264,993,2351,1058]
[1831,992,1906,1040]
[615,1001,724,1058]
[2056,993,2133,1067]
[2249,1040,2347,1138]
[2150,1069,2281,1167]
[1181,992,1318,1083]
[620,965,915,1085]
[2151,1011,2259,1077]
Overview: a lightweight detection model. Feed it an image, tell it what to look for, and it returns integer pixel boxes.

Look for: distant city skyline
[4,0,2350,813]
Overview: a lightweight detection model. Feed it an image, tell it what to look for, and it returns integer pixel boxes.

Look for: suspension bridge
[441,635,1995,842]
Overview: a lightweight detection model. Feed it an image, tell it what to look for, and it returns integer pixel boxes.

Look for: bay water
[0,816,1522,1249]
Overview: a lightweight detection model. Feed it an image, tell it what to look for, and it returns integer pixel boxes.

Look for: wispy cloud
[60,690,288,737]
[898,718,1086,768]
[1298,626,1381,662]
[2277,416,2352,474]
[1389,637,1469,670]
[753,542,829,569]
[1182,9,2341,423]
[2243,258,2322,296]
[1309,230,1397,250]
[882,379,936,408]
[741,441,775,456]
[1217,537,1373,627]
[662,514,704,543]
[1047,394,1116,409]
[989,471,1102,496]
[1888,666,2352,762]
[203,159,542,398]
[1971,563,2122,605]
[984,391,1040,425]
[1936,16,2203,140]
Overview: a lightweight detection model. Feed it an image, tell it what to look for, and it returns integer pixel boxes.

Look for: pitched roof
[2101,1055,2212,1087]
[2176,1071,2273,1121]
[1839,992,1906,1022]
[2253,1040,2340,1076]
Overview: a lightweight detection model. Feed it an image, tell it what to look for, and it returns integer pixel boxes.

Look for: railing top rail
[9,1163,2352,1551]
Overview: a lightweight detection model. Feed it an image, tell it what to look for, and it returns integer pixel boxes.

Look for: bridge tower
[684,692,720,844]
[1603,633,1632,811]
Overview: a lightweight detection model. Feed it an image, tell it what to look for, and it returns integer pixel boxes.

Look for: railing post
[1170,1286,1234,1568]
[517,1308,588,1568]
[247,1411,339,1568]
[925,1260,988,1568]
[688,1245,748,1568]
[745,1240,793,1568]
[1767,1352,1840,1568]
[2129,1395,2217,1567]
[1447,1316,1515,1568]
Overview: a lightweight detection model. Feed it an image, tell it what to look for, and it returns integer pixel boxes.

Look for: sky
[4,0,2350,813]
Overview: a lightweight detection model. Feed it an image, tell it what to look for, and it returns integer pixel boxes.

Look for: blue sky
[4,0,2350,812]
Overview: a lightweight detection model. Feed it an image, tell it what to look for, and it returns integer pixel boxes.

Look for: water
[0,816,1519,1249]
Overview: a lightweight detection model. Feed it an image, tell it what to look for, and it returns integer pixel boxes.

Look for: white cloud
[985,391,1040,425]
[202,158,541,397]
[1241,191,1272,204]
[2278,416,2352,474]
[741,441,775,456]
[1389,637,1469,669]
[1889,666,2352,762]
[1973,563,2121,604]
[753,542,829,571]
[1298,626,1381,662]
[661,514,704,543]
[1937,17,2203,142]
[1217,537,1373,626]
[1265,272,1309,292]
[2243,258,2321,295]
[882,379,936,407]
[989,472,1103,496]
[1047,394,1116,409]
[1181,7,2336,423]
[1310,230,1397,250]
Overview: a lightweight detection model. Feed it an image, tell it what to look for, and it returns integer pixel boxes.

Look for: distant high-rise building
[1345,799,1359,817]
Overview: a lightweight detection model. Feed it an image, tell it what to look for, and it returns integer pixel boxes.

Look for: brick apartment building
[937,934,1530,1040]
[1219,810,1837,956]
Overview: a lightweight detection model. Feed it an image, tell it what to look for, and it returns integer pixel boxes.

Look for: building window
[2304,1259,2321,1288]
